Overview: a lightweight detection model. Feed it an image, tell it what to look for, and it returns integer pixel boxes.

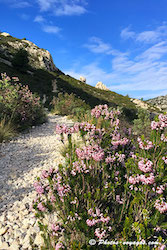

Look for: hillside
[147,95,167,112]
[0,32,156,121]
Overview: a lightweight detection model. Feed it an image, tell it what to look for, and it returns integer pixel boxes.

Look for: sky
[0,0,167,100]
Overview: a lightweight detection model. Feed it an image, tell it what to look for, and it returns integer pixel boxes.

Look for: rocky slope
[0,32,58,72]
[0,31,159,121]
[147,95,167,112]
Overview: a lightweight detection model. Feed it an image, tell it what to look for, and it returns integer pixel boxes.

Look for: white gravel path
[0,114,74,249]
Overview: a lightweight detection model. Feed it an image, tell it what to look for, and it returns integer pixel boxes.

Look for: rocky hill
[0,31,158,121]
[0,32,58,72]
[146,95,167,112]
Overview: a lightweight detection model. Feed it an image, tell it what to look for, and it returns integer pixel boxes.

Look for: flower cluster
[151,114,167,130]
[76,144,104,162]
[162,156,167,164]
[161,134,167,142]
[0,73,45,127]
[34,182,44,195]
[71,160,92,176]
[37,202,46,212]
[54,173,71,202]
[55,124,78,135]
[105,153,125,166]
[91,104,120,120]
[111,133,129,148]
[128,173,155,185]
[86,208,110,227]
[137,137,153,150]
[154,198,167,213]
[156,185,165,194]
[138,158,153,173]
[94,228,106,240]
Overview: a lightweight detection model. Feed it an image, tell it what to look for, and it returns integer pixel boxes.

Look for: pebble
[0,114,76,249]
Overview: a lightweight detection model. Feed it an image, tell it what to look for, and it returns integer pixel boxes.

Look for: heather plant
[51,92,90,116]
[32,105,167,250]
[0,73,46,130]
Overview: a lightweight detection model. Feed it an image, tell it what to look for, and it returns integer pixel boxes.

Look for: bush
[133,108,151,137]
[32,105,167,249]
[51,92,90,116]
[0,73,46,131]
[12,48,29,71]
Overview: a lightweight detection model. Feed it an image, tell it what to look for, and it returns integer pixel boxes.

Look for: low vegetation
[51,92,90,116]
[0,117,16,143]
[32,104,167,249]
[0,73,46,141]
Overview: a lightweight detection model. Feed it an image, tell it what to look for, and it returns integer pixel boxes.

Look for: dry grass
[0,117,16,143]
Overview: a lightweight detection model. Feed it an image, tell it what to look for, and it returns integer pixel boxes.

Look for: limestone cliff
[0,32,58,72]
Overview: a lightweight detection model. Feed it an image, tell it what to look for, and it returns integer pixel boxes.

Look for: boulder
[95,81,109,91]
[80,76,86,83]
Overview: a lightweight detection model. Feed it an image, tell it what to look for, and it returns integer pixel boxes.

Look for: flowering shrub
[32,104,167,249]
[0,73,46,130]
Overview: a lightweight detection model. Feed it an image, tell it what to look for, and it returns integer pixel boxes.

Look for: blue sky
[0,0,167,99]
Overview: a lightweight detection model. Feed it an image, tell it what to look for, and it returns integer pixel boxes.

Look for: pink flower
[34,182,44,194]
[51,224,60,232]
[37,202,46,212]
[158,244,166,250]
[162,156,167,164]
[138,159,153,173]
[76,145,104,162]
[161,134,167,142]
[94,228,106,239]
[137,137,153,150]
[155,199,167,213]
[55,242,64,250]
[41,170,49,178]
[156,186,165,194]
[86,219,97,226]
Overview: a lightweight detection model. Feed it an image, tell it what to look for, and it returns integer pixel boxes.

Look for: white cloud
[120,27,135,40]
[42,25,61,34]
[37,0,51,11]
[12,1,31,8]
[54,4,86,16]
[84,36,123,56]
[34,15,45,23]
[36,0,87,16]
[136,31,159,43]
[121,24,167,44]
[66,28,167,99]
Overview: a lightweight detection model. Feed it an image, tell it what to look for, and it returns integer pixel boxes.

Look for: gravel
[0,114,74,249]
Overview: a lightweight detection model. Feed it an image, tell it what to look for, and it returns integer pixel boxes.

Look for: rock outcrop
[0,32,10,37]
[147,95,167,112]
[0,32,58,72]
[130,98,150,110]
[95,81,109,91]
[80,76,86,83]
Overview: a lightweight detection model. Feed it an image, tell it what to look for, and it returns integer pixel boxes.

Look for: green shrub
[12,48,29,71]
[133,108,151,137]
[52,92,90,116]
[0,73,46,131]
